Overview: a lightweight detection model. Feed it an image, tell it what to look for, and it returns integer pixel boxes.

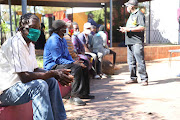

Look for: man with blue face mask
[0,13,73,120]
[119,0,148,86]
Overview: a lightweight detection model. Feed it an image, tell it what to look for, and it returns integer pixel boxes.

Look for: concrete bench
[0,83,71,120]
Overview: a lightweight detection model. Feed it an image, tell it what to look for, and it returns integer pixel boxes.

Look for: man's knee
[33,80,49,94]
[46,77,58,87]
[97,52,103,58]
[72,64,83,76]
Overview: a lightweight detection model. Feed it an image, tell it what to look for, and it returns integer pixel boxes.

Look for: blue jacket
[43,33,74,70]
[88,18,101,28]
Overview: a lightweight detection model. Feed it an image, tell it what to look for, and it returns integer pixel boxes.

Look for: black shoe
[69,97,86,106]
[79,95,95,99]
[125,80,138,84]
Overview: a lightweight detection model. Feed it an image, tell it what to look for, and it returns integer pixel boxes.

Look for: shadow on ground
[65,77,165,120]
[149,78,180,85]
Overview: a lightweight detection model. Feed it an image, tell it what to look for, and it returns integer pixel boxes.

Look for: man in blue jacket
[43,20,95,106]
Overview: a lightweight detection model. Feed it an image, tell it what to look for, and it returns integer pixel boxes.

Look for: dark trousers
[53,63,90,97]
[94,52,103,75]
[127,44,148,82]
[109,49,116,65]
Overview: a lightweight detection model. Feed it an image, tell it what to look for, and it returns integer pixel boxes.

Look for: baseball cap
[52,20,66,30]
[125,0,138,6]
[62,18,71,23]
[84,22,91,29]
[62,18,72,26]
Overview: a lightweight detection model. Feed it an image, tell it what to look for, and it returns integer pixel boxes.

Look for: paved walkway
[63,57,180,120]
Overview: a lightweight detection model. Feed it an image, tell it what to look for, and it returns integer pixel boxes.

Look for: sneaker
[69,97,86,106]
[94,75,101,79]
[79,95,95,99]
[100,74,107,78]
[141,81,148,86]
[125,79,138,84]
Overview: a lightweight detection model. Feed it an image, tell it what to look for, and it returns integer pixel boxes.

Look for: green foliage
[36,55,44,68]
[0,21,9,33]
[86,8,110,25]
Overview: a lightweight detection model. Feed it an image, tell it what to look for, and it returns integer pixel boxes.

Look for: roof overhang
[0,0,151,7]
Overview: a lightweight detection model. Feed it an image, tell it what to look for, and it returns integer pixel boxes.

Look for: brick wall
[103,45,180,63]
[36,45,180,64]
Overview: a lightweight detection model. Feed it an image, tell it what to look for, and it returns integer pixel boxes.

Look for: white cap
[84,22,91,29]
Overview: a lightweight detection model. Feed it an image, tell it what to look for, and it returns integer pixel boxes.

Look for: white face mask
[127,7,131,13]
[127,6,132,13]
[74,31,80,36]
[84,29,91,35]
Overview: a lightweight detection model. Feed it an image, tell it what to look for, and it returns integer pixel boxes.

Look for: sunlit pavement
[64,56,180,120]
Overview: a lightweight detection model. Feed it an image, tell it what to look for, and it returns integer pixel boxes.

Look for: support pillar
[110,0,113,47]
[148,1,151,44]
[104,3,107,31]
[8,0,13,36]
[22,0,27,15]
[0,5,2,45]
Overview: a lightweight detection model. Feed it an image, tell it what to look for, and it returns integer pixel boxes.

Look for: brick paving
[63,57,180,120]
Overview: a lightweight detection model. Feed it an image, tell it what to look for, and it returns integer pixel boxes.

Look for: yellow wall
[73,12,87,32]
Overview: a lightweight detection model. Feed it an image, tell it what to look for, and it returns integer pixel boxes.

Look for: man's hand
[119,27,130,33]
[54,69,74,86]
[74,60,87,68]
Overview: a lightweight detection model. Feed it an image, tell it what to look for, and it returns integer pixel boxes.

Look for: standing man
[88,13,101,30]
[0,13,73,120]
[119,0,148,86]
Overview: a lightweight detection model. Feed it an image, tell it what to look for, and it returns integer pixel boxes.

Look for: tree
[86,8,110,25]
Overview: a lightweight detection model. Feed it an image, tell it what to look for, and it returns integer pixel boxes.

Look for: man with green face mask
[26,27,41,42]
[0,13,73,120]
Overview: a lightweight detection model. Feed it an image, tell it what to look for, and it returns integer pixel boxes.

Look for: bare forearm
[34,68,47,72]
[129,26,145,32]
[18,70,56,83]
[120,26,145,33]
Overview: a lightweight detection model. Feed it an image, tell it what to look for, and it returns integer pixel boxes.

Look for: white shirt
[98,31,108,47]
[0,32,38,93]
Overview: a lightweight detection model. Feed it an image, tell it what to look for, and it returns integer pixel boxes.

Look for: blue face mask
[27,28,41,42]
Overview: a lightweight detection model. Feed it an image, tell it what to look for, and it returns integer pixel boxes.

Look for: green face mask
[27,28,41,42]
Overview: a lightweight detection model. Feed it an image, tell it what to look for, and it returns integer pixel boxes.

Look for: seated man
[78,22,103,77]
[90,25,97,36]
[71,22,92,71]
[0,13,73,120]
[63,20,91,73]
[62,18,78,59]
[35,23,46,49]
[43,20,94,106]
[96,25,116,66]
